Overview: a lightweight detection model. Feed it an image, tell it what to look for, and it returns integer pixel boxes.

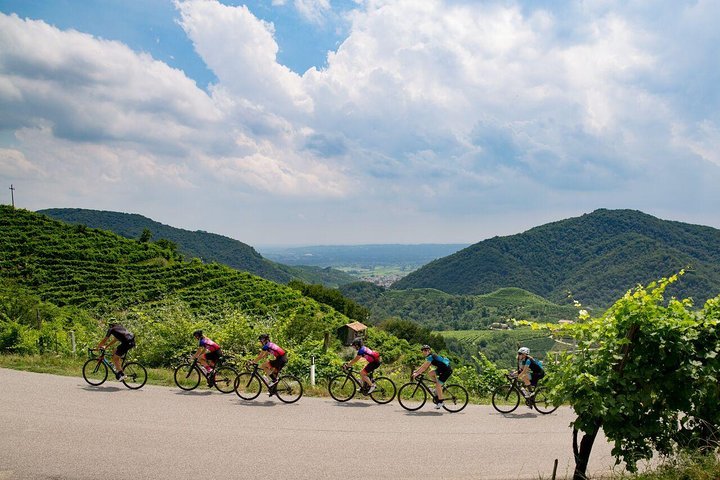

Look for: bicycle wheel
[370,376,396,404]
[397,382,427,411]
[491,385,520,413]
[274,375,303,404]
[532,387,559,414]
[234,372,262,400]
[441,384,469,413]
[122,362,147,390]
[174,363,201,391]
[328,374,356,402]
[82,358,108,386]
[212,366,238,394]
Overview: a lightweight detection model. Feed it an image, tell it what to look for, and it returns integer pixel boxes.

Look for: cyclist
[515,347,545,397]
[191,330,222,386]
[344,337,381,394]
[254,334,287,393]
[412,345,452,409]
[96,322,135,381]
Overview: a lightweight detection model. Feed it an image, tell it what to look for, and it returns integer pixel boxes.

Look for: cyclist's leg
[360,361,379,388]
[113,341,131,377]
[427,369,443,400]
[269,355,287,382]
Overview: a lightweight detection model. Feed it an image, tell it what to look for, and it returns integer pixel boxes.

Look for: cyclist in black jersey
[96,323,135,381]
[412,345,452,409]
[515,347,544,397]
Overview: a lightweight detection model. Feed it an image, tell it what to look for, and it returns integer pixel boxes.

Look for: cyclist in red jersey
[191,330,221,384]
[254,334,287,388]
[344,337,381,394]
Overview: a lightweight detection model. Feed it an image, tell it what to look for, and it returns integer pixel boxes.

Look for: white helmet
[518,347,530,355]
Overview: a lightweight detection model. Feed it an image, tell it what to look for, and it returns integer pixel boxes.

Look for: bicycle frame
[410,374,442,401]
[337,366,374,391]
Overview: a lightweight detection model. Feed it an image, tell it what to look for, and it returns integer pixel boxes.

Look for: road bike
[82,348,147,390]
[397,374,468,412]
[327,365,396,404]
[174,355,238,393]
[234,362,303,404]
[491,373,558,414]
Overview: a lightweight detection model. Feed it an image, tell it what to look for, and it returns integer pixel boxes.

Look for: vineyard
[441,328,560,367]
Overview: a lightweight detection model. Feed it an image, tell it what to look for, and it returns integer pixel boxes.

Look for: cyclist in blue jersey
[191,330,222,385]
[514,347,545,398]
[413,345,452,409]
[254,334,287,389]
[96,322,135,381]
[344,337,381,394]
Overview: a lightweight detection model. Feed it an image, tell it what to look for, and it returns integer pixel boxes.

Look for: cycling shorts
[269,354,288,371]
[204,349,221,364]
[529,370,545,387]
[115,338,135,357]
[436,367,452,384]
[361,360,381,375]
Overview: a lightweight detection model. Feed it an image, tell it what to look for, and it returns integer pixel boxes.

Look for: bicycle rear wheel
[122,362,147,390]
[441,384,469,413]
[328,374,356,402]
[532,387,559,414]
[275,375,303,404]
[212,366,238,394]
[370,377,396,404]
[234,372,262,400]
[82,358,108,386]
[174,363,201,391]
[491,385,520,413]
[397,382,427,411]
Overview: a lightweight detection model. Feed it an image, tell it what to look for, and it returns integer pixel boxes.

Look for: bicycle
[82,348,147,390]
[327,365,396,404]
[174,355,238,393]
[397,374,468,412]
[491,373,558,414]
[234,362,303,404]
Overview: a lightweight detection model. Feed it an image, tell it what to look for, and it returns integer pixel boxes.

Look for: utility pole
[9,184,15,208]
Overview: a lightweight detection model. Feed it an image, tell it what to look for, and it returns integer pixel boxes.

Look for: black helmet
[258,333,270,342]
[193,330,203,338]
[351,337,363,347]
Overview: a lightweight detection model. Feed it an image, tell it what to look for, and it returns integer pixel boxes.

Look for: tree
[542,272,720,479]
[139,228,153,243]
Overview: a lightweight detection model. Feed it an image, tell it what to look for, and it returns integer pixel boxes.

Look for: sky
[1,0,719,246]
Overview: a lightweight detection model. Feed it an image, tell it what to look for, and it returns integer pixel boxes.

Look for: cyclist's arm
[98,336,118,350]
[254,350,268,362]
[191,346,205,360]
[413,361,431,378]
[346,355,362,366]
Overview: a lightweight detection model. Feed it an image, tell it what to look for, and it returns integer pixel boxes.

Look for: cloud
[1,0,720,243]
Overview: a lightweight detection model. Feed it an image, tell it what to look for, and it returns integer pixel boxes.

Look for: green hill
[340,283,578,330]
[0,206,347,326]
[391,209,720,308]
[38,208,355,287]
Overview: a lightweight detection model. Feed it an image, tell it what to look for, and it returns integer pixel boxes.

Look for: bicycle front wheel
[397,382,427,411]
[491,385,520,413]
[82,358,108,386]
[275,375,303,404]
[213,366,238,394]
[532,387,559,414]
[328,374,356,402]
[441,384,469,413]
[370,377,396,404]
[234,372,262,400]
[122,362,147,390]
[174,363,201,391]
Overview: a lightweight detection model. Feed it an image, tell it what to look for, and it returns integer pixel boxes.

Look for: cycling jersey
[426,353,451,373]
[522,357,544,375]
[357,346,380,362]
[106,325,134,343]
[262,342,286,357]
[199,337,221,353]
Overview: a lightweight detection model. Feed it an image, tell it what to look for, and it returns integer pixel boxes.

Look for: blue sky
[1,0,719,245]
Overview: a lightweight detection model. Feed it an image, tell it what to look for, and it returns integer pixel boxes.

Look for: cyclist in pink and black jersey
[344,337,381,394]
[255,334,287,387]
[191,330,221,384]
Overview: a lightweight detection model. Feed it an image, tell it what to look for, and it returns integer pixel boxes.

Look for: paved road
[0,368,623,480]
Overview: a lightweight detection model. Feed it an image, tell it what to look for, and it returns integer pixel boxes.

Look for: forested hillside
[39,208,356,287]
[392,209,720,308]
[340,283,577,330]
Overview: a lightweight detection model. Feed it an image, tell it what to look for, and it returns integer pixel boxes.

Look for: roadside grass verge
[616,452,720,480]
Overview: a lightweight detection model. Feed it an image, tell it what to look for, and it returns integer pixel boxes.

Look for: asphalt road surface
[0,368,625,479]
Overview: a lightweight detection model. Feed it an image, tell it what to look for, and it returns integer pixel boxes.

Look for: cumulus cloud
[1,0,719,243]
